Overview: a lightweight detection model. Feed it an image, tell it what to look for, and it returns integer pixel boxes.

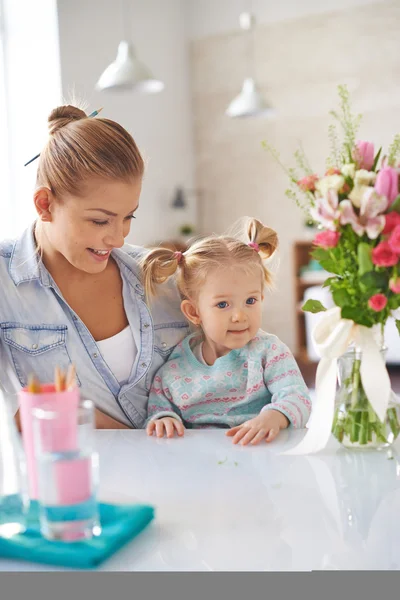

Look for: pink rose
[297,174,318,192]
[313,230,341,249]
[375,167,399,206]
[372,241,399,267]
[353,141,375,170]
[383,212,400,235]
[389,277,400,294]
[389,225,400,253]
[368,293,388,312]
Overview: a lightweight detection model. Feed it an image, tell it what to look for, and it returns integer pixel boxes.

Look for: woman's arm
[14,406,130,431]
[94,408,130,429]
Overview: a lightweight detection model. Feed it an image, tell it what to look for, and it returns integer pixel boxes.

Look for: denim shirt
[0,225,189,427]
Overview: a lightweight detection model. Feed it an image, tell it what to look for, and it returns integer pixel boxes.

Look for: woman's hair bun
[48,105,87,135]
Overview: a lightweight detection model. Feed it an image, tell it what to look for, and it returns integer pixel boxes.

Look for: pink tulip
[389,277,400,294]
[313,230,341,249]
[375,167,399,205]
[353,141,375,170]
[368,293,388,312]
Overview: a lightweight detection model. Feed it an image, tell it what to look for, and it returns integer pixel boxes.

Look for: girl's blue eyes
[92,215,136,227]
[217,301,228,309]
[216,298,257,309]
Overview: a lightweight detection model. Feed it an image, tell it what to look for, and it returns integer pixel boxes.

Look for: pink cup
[19,384,79,499]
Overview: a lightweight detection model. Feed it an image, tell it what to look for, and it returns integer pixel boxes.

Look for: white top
[192,340,208,365]
[4,429,400,572]
[96,326,136,385]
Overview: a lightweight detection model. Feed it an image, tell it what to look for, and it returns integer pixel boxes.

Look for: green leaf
[302,299,327,314]
[396,320,400,335]
[389,295,400,310]
[372,147,382,171]
[322,276,337,288]
[341,306,374,327]
[311,248,341,274]
[360,270,388,291]
[332,288,351,308]
[388,195,400,214]
[357,243,373,276]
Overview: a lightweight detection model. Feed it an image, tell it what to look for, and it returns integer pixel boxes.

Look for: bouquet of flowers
[264,85,400,452]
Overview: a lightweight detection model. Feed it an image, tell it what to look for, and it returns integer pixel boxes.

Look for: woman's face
[37,177,141,274]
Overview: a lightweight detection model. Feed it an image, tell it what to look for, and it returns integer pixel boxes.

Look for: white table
[2,429,400,571]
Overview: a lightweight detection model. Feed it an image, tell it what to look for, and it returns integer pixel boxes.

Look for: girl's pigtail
[246,218,279,260]
[141,247,184,299]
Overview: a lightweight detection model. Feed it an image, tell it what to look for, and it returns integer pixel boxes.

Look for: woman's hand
[226,409,289,445]
[146,417,185,438]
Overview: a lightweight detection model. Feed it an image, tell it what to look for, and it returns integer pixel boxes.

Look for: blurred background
[1,0,399,380]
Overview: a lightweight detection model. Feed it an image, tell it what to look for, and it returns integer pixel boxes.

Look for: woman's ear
[34,187,54,222]
[181,299,201,326]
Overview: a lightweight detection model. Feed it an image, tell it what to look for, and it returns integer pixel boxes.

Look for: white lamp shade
[96,41,164,93]
[225,78,274,118]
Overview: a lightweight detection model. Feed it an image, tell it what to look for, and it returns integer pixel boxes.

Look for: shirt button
[162,342,167,348]
[144,323,150,329]
[73,315,78,321]
[93,353,98,358]
[141,362,147,368]
[32,343,38,349]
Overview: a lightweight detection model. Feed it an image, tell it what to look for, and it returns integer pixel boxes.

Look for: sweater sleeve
[146,364,183,425]
[261,338,312,428]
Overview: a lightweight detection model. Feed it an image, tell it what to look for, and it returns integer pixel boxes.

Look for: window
[0,0,62,240]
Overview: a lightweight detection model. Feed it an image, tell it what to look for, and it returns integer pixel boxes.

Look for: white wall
[57,0,195,246]
[186,0,387,39]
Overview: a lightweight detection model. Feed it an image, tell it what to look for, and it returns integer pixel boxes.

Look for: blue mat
[0,500,155,569]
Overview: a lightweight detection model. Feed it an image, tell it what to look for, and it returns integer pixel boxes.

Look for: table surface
[2,429,400,571]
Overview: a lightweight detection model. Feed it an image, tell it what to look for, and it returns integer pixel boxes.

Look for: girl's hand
[226,410,289,445]
[146,417,185,438]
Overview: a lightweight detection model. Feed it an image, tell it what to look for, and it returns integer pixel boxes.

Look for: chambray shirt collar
[9,223,144,295]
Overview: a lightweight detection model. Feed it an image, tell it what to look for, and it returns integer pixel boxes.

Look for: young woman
[0,105,189,428]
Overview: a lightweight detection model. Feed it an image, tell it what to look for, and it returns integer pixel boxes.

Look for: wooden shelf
[293,240,316,364]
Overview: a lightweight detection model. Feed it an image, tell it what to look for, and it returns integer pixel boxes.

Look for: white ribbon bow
[283,307,391,455]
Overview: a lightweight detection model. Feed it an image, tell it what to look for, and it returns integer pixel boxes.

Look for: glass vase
[332,348,400,450]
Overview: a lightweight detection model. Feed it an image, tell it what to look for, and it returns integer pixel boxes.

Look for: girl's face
[186,267,264,356]
[35,177,141,274]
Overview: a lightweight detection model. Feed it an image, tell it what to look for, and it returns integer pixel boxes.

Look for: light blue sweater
[147,330,312,429]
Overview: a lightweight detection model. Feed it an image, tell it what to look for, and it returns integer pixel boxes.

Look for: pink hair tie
[248,242,260,253]
[174,251,183,263]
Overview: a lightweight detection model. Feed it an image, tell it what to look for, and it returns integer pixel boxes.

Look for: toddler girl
[142,218,311,445]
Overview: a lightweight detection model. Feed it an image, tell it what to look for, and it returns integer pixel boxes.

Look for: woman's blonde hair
[142,218,279,300]
[36,105,144,197]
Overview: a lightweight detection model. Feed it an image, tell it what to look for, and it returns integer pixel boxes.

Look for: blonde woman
[142,219,312,445]
[0,105,189,429]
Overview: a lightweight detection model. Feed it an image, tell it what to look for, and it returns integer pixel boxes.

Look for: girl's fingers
[164,419,175,438]
[155,420,166,438]
[146,421,156,436]
[250,429,268,445]
[266,428,279,443]
[232,427,250,445]
[240,428,259,446]
[174,420,185,436]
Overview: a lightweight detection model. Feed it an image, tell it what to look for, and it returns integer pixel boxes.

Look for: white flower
[341,163,356,179]
[354,169,376,185]
[315,174,345,197]
[349,183,370,208]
